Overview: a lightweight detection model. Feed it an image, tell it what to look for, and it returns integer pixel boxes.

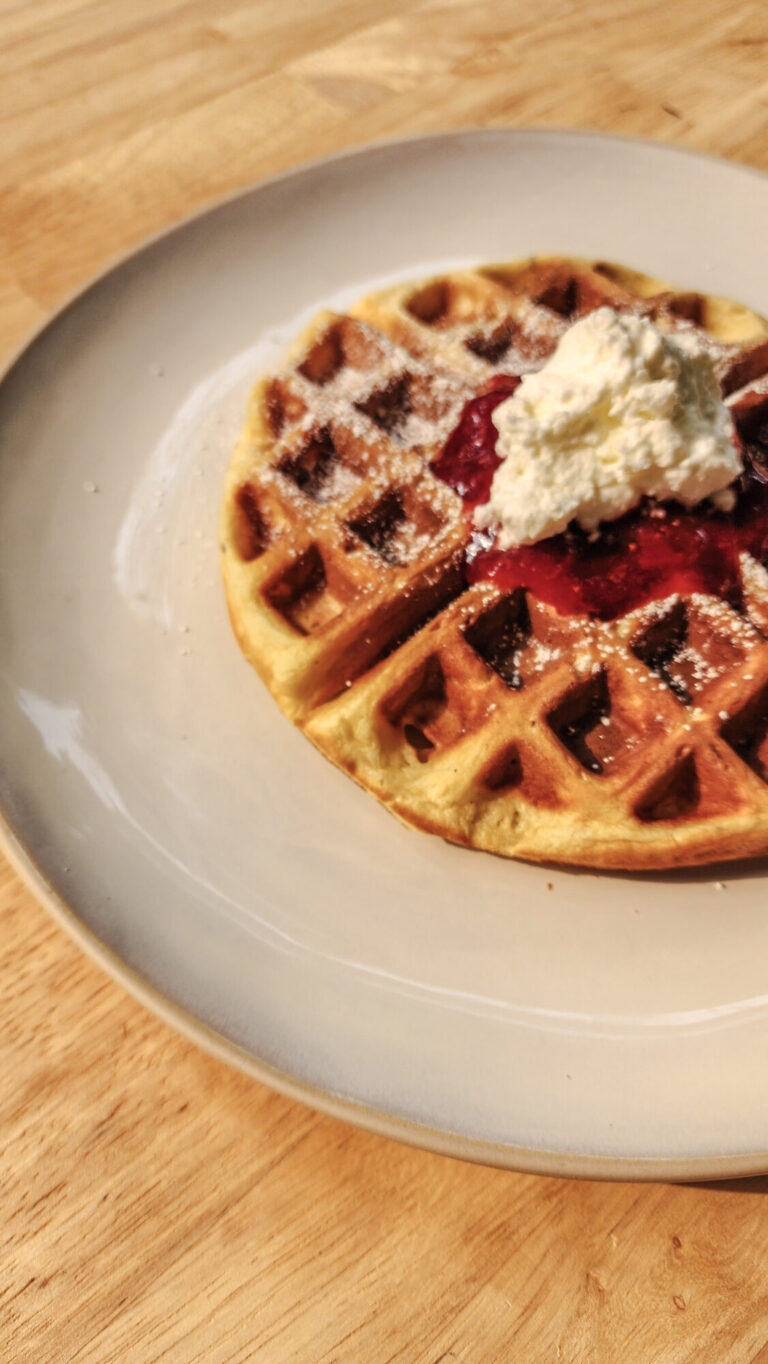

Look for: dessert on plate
[220,257,768,869]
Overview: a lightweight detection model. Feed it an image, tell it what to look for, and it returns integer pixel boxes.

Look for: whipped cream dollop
[474,306,741,548]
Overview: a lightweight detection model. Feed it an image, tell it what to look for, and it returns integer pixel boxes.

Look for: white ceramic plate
[4,129,768,1180]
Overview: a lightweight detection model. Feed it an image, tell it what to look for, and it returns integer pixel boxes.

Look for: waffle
[221,257,768,869]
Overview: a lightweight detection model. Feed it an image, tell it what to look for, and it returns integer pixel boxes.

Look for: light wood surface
[4,3,768,1360]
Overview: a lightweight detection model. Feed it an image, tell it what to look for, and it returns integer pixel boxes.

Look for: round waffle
[221,257,768,869]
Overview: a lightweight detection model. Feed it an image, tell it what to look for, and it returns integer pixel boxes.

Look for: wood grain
[3,2,768,1359]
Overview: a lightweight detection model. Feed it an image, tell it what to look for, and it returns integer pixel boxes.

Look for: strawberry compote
[430,377,768,621]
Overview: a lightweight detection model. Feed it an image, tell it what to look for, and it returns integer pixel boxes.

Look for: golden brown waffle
[221,257,768,869]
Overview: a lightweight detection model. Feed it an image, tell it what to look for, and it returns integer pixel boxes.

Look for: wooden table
[4,3,768,1359]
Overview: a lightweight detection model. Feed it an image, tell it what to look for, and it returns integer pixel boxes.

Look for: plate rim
[5,125,768,1181]
[6,823,768,1183]
[5,120,768,388]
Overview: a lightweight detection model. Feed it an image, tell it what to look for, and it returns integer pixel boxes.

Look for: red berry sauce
[431,377,768,621]
[431,374,520,504]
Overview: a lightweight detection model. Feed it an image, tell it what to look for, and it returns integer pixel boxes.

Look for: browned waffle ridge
[221,256,768,869]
